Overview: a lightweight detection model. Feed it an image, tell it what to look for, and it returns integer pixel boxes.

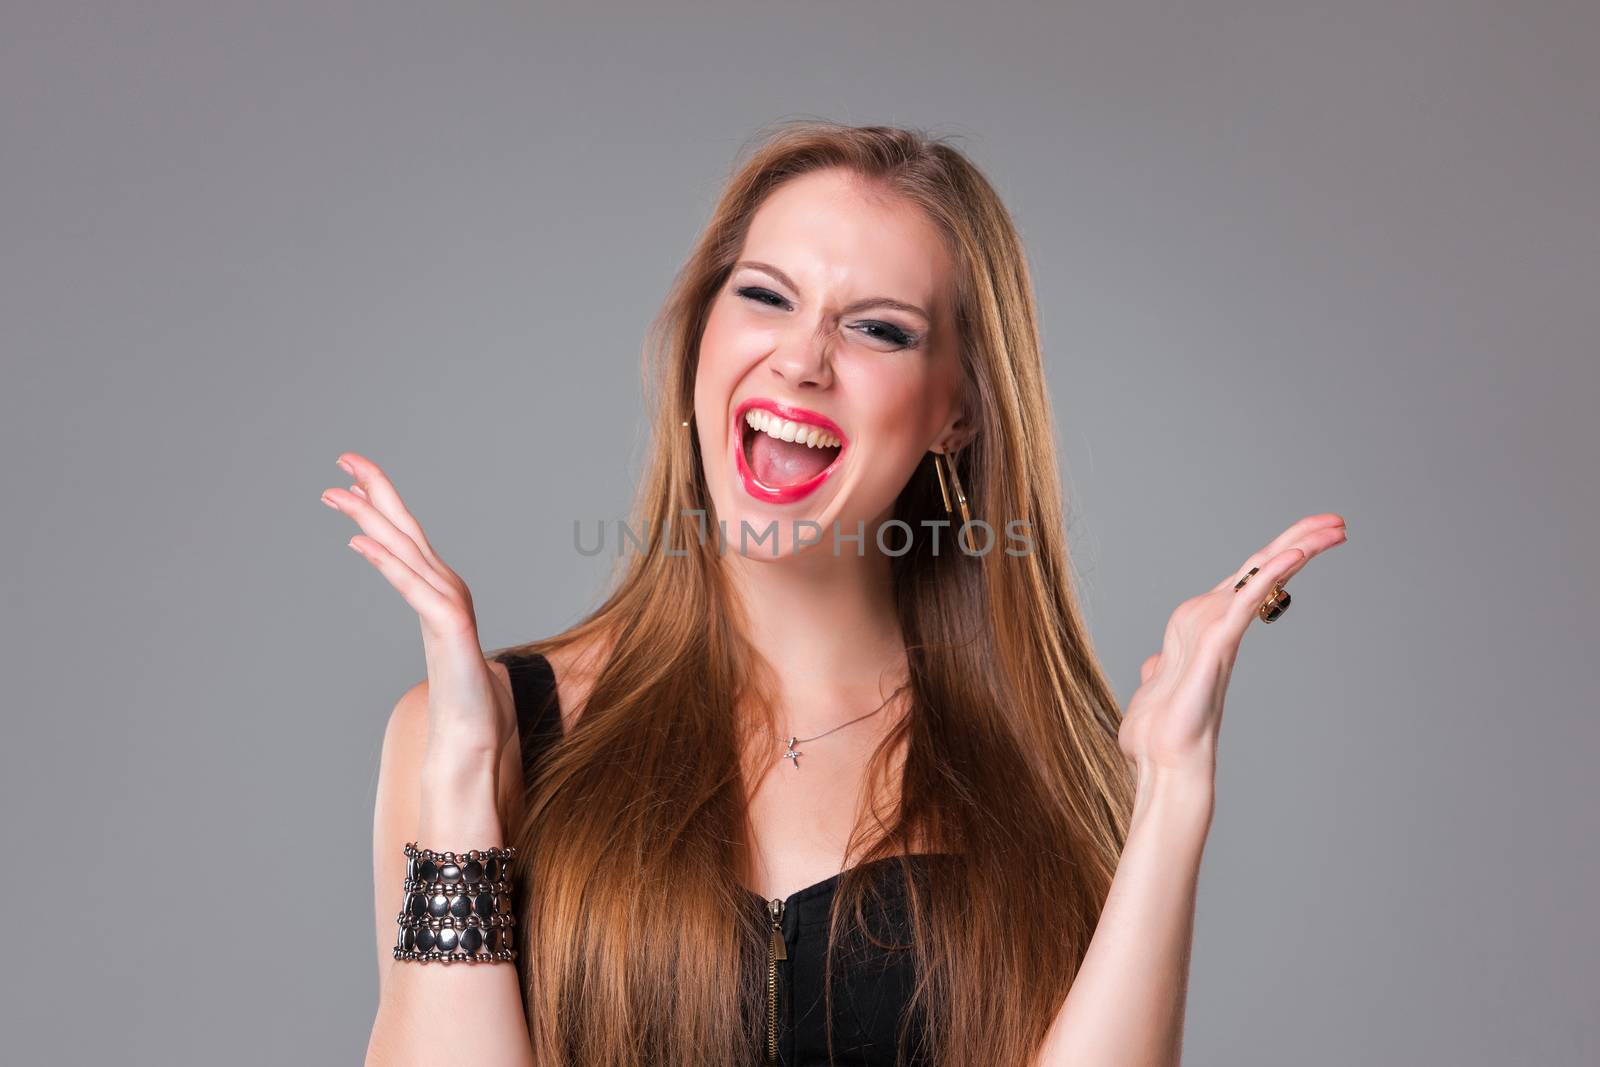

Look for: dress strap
[493,651,564,780]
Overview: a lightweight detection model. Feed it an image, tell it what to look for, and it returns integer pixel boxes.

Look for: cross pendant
[782,736,801,768]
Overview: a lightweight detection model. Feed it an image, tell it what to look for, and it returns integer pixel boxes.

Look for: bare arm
[321,450,541,1066]
[1033,766,1213,1067]
[1036,513,1347,1065]
[366,678,536,1067]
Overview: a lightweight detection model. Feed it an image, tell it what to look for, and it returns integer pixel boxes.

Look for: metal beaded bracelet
[403,841,518,884]
[394,842,518,964]
[394,915,517,962]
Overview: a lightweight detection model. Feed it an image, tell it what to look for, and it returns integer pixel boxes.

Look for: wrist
[1131,760,1215,833]
[417,758,504,846]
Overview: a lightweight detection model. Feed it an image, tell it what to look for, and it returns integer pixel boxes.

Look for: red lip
[730,397,849,505]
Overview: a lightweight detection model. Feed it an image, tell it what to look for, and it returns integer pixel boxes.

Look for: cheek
[694,304,766,408]
[691,314,732,419]
[846,363,950,456]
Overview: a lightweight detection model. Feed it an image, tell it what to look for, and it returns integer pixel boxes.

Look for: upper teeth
[744,409,841,449]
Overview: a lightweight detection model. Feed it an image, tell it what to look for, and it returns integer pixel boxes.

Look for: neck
[721,530,910,735]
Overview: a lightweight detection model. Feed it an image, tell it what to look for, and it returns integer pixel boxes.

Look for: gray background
[2,2,1594,1064]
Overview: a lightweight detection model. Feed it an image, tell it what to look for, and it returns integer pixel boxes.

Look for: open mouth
[732,398,848,504]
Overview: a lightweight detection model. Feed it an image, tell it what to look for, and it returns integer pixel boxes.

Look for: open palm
[1117,513,1349,779]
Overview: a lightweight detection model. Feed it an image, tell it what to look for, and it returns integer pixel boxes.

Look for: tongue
[751,432,836,487]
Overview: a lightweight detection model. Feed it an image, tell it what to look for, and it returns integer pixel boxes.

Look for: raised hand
[320,452,513,771]
[1117,513,1349,781]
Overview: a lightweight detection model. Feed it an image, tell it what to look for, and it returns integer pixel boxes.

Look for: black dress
[495,651,937,1067]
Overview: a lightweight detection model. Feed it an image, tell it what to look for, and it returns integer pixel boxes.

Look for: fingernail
[337,458,355,476]
[321,492,339,510]
[347,538,364,554]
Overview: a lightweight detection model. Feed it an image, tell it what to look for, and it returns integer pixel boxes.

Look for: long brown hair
[491,119,1135,1067]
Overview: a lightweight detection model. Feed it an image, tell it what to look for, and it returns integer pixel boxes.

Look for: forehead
[740,169,953,313]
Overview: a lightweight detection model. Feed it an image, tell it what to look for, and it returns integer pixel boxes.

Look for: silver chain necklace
[766,683,910,769]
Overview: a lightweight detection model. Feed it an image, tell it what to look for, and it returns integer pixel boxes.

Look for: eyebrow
[732,260,933,324]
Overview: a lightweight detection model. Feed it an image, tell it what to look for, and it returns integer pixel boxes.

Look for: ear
[931,401,977,455]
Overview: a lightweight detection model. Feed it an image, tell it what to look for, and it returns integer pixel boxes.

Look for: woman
[326,121,1347,1066]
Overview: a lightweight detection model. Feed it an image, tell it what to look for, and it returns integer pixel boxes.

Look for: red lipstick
[730,397,849,505]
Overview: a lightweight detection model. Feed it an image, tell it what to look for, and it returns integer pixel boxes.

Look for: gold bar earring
[933,451,975,553]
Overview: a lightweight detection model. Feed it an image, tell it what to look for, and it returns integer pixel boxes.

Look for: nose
[764,331,834,390]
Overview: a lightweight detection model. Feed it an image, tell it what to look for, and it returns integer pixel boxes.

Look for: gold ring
[1257,583,1291,623]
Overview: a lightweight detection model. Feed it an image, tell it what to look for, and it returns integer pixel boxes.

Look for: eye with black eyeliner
[736,285,789,309]
[856,320,919,348]
[734,285,921,350]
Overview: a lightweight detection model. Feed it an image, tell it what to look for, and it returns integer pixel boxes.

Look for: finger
[336,452,445,566]
[1226,547,1304,626]
[347,534,460,630]
[1270,523,1346,585]
[322,486,455,598]
[1211,513,1346,593]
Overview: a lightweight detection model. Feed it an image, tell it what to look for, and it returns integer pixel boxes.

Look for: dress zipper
[765,897,787,1065]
